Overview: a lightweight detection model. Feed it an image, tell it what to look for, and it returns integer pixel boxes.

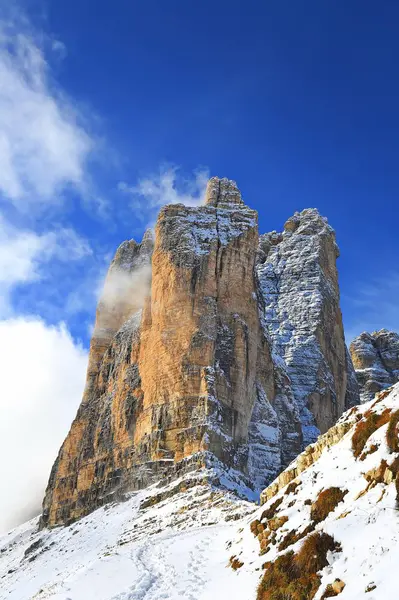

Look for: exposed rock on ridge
[350,329,399,403]
[257,208,359,445]
[229,383,399,600]
[137,176,262,463]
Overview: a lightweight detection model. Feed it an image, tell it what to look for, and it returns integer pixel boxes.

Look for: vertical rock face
[84,231,153,404]
[350,330,399,403]
[41,181,355,528]
[41,233,154,528]
[257,208,359,445]
[136,177,261,465]
[41,178,274,527]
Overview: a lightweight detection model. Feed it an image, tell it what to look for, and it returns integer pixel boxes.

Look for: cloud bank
[0,318,87,533]
[100,263,152,318]
[0,9,95,533]
[0,216,92,317]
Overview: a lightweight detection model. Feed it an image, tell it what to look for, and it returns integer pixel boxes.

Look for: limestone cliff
[83,230,153,405]
[350,329,399,402]
[41,233,154,528]
[257,209,359,445]
[41,178,278,527]
[41,180,355,528]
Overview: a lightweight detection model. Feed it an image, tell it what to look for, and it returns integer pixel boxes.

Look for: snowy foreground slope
[2,385,399,600]
[230,382,399,599]
[0,465,261,600]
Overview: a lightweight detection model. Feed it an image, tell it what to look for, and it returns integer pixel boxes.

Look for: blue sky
[3,0,399,343]
[0,1,399,529]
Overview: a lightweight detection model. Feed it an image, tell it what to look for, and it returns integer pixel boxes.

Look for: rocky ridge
[2,386,399,600]
[229,382,399,600]
[350,329,399,403]
[40,177,358,528]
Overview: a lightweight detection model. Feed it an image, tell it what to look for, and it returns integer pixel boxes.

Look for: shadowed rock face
[41,179,356,528]
[40,233,154,528]
[256,209,359,446]
[350,330,399,402]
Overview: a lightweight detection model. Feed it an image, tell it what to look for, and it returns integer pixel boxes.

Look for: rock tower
[41,178,358,527]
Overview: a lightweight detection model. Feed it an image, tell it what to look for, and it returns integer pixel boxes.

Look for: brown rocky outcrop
[41,179,356,528]
[350,330,399,403]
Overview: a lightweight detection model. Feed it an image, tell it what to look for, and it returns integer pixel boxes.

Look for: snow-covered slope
[3,385,399,600]
[0,461,261,600]
[229,382,399,599]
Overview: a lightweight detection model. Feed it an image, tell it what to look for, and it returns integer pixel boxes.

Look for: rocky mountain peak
[39,178,358,529]
[257,207,357,445]
[111,232,152,270]
[204,176,244,206]
[350,329,399,402]
[140,227,155,253]
[82,230,153,406]
[283,207,335,239]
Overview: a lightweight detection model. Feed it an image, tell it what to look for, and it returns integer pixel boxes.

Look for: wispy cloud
[0,8,113,534]
[343,272,399,342]
[0,215,92,317]
[0,15,94,210]
[118,166,209,224]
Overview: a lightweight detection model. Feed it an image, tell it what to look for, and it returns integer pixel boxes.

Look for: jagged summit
[350,329,399,403]
[83,230,153,404]
[283,207,336,241]
[40,178,358,529]
[140,227,155,252]
[257,206,357,446]
[204,176,244,206]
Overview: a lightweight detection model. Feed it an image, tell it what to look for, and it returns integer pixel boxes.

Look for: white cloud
[0,19,93,207]
[118,166,209,223]
[0,10,112,534]
[0,318,87,533]
[0,217,48,285]
[0,215,92,316]
[99,262,152,319]
[0,10,211,535]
